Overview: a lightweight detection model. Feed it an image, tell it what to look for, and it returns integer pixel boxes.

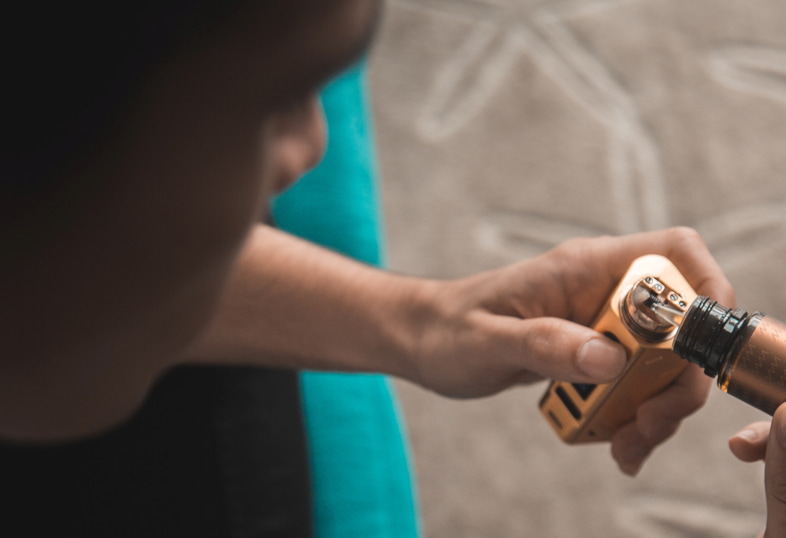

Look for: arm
[184,223,631,390]
[186,225,734,473]
[183,224,426,378]
[2,223,731,456]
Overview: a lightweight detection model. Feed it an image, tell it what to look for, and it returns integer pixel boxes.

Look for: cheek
[176,120,279,242]
[91,123,279,363]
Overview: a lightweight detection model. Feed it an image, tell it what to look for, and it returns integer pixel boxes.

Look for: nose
[271,95,327,193]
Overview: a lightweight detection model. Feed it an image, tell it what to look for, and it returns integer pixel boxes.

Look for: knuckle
[680,393,710,421]
[668,226,703,246]
[526,322,557,359]
[682,373,712,410]
[550,236,584,260]
[684,391,707,415]
[769,470,786,506]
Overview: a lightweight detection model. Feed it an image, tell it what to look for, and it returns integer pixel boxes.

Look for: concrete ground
[368,1,786,536]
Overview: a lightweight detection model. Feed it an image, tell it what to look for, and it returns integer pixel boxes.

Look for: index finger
[603,227,736,307]
[579,227,734,307]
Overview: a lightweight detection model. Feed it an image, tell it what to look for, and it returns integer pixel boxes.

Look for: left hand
[729,404,786,538]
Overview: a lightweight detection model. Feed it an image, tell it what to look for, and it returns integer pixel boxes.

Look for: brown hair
[1,1,276,190]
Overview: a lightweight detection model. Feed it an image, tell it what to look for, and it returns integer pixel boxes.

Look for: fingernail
[731,428,760,443]
[619,461,643,477]
[616,443,650,477]
[577,339,626,380]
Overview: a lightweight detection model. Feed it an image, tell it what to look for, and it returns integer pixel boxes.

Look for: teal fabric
[272,63,421,538]
[272,67,385,268]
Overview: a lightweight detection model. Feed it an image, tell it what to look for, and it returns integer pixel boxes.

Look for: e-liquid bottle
[670,296,786,415]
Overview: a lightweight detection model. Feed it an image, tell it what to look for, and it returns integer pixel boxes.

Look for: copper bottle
[673,296,786,415]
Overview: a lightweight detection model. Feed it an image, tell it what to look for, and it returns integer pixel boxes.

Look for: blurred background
[367,0,786,536]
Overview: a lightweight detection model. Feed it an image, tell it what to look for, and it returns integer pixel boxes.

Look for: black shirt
[0,365,313,538]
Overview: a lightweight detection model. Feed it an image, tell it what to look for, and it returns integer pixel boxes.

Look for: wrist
[384,275,484,393]
[356,273,445,384]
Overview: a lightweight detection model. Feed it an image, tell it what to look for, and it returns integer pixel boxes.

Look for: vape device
[539,255,697,443]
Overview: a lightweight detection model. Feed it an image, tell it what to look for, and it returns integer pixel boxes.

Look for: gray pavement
[368,1,786,536]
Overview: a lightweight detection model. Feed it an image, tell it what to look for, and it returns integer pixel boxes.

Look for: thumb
[764,403,786,537]
[504,316,627,383]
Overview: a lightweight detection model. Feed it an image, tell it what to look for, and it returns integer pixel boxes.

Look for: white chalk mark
[417,22,522,141]
[532,5,671,230]
[709,45,786,105]
[415,0,672,236]
[398,0,786,259]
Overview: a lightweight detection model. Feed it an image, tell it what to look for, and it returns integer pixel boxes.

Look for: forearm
[183,224,433,379]
[0,225,432,442]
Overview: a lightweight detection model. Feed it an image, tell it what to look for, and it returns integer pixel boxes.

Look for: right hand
[409,227,734,474]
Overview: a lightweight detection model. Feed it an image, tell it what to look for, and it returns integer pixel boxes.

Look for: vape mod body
[539,255,697,444]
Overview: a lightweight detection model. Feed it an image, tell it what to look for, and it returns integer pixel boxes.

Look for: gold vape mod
[539,255,697,443]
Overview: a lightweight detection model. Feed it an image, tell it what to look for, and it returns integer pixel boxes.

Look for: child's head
[4,0,377,189]
[2,0,381,375]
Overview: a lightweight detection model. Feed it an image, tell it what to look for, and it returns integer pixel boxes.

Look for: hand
[409,227,734,474]
[729,404,786,538]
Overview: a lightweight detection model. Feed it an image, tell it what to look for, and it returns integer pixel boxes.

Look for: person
[273,60,421,537]
[730,405,786,537]
[1,0,737,536]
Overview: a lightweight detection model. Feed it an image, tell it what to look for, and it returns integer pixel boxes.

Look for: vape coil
[621,276,689,342]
